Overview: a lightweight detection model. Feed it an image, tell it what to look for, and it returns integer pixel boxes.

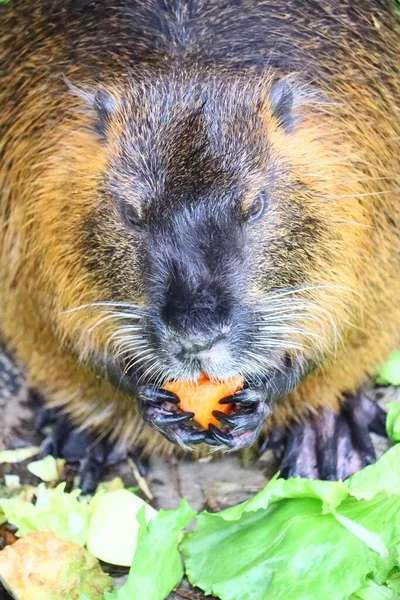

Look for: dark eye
[246,191,267,223]
[121,201,141,229]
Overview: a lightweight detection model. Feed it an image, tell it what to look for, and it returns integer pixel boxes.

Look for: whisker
[61,301,146,315]
[113,342,149,363]
[106,329,146,355]
[254,283,362,302]
[87,312,142,335]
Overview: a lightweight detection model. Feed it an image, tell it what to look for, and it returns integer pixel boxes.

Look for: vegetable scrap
[0,531,113,600]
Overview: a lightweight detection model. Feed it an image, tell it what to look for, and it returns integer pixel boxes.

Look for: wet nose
[172,334,225,359]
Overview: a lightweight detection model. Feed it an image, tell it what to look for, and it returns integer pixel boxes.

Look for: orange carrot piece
[162,374,244,429]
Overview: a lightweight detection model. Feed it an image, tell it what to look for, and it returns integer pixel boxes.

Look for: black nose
[172,333,224,358]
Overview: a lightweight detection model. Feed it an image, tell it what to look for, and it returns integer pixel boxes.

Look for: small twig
[167,455,183,498]
[174,588,202,600]
[128,457,153,501]
[0,524,17,550]
[204,490,221,513]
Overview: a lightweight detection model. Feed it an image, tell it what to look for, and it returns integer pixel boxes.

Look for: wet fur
[0,0,399,455]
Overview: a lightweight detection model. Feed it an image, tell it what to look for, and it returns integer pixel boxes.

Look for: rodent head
[46,69,363,391]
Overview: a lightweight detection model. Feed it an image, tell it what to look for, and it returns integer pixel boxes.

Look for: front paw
[35,407,128,494]
[138,386,206,448]
[203,387,271,450]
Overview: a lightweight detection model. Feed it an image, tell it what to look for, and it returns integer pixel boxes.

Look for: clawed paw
[264,392,387,481]
[140,384,270,450]
[35,407,141,493]
[204,387,270,450]
[139,386,206,447]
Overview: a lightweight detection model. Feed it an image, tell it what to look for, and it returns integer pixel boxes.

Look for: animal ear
[91,88,116,138]
[268,79,296,132]
[66,80,117,140]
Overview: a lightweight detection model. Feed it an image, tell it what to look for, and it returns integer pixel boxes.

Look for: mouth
[106,351,287,400]
[99,316,299,394]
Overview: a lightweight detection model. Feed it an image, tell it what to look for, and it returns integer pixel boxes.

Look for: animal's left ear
[268,79,297,132]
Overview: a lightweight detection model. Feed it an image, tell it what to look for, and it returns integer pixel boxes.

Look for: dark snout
[157,270,237,378]
[170,330,229,362]
[148,204,246,379]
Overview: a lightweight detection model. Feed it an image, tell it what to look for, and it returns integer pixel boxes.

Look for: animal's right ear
[67,80,118,140]
[268,80,296,132]
[267,78,312,132]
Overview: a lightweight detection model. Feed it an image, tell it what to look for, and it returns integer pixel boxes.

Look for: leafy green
[181,445,400,600]
[0,483,90,545]
[351,579,398,599]
[0,477,161,569]
[386,403,400,442]
[376,350,400,386]
[0,473,194,599]
[87,489,157,566]
[106,500,196,600]
[27,455,64,482]
[0,446,40,464]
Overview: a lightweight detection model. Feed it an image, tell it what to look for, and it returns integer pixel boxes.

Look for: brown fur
[0,1,399,456]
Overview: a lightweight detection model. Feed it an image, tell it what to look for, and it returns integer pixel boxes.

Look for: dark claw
[203,433,221,446]
[369,407,387,437]
[79,442,108,494]
[139,386,179,404]
[40,415,72,457]
[156,422,207,446]
[343,393,387,438]
[79,459,103,495]
[212,409,262,432]
[34,406,60,431]
[185,430,207,445]
[153,411,194,426]
[212,410,235,424]
[208,424,235,447]
[258,426,287,458]
[219,388,264,405]
[279,421,319,479]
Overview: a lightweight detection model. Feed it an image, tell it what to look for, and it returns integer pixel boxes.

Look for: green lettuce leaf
[351,580,397,599]
[386,403,400,443]
[181,445,400,600]
[0,446,40,464]
[106,499,196,600]
[27,455,64,482]
[376,350,400,386]
[0,483,90,545]
[87,488,157,566]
